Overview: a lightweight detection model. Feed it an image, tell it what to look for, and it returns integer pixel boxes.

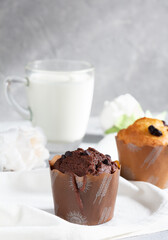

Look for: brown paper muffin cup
[49,155,120,225]
[116,137,168,189]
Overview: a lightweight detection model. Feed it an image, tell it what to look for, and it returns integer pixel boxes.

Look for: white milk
[27,72,94,143]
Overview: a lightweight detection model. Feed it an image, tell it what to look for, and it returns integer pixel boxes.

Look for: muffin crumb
[52,147,120,176]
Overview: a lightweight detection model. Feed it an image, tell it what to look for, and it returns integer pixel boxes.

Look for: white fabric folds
[0,169,168,240]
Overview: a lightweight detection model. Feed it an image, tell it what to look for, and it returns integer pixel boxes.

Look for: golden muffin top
[117,117,168,147]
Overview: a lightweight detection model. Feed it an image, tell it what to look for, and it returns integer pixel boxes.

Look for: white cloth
[0,169,168,240]
[0,124,168,240]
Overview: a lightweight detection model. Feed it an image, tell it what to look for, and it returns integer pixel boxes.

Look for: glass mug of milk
[5,59,94,153]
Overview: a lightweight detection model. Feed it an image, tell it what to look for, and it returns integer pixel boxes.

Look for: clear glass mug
[4,60,94,153]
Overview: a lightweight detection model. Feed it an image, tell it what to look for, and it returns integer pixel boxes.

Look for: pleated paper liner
[116,137,168,189]
[49,155,120,225]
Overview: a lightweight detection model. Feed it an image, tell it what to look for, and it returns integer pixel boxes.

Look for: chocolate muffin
[116,117,168,188]
[49,147,120,225]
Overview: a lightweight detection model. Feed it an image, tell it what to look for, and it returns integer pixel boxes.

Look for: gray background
[1,0,168,121]
[0,1,168,239]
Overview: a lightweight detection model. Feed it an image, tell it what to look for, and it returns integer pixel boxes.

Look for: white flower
[100,94,144,131]
[0,126,49,171]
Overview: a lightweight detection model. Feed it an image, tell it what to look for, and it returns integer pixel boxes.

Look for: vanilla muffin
[116,117,168,188]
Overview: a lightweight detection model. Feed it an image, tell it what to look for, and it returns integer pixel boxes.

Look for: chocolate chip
[105,154,111,159]
[95,162,101,170]
[102,159,109,165]
[162,120,168,127]
[80,152,86,156]
[148,125,162,136]
[61,154,66,159]
[65,151,72,157]
[80,150,91,156]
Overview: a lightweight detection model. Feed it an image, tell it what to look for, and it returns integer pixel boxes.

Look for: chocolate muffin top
[117,117,168,147]
[51,147,120,176]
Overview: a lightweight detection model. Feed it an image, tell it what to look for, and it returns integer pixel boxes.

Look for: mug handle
[4,76,32,120]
